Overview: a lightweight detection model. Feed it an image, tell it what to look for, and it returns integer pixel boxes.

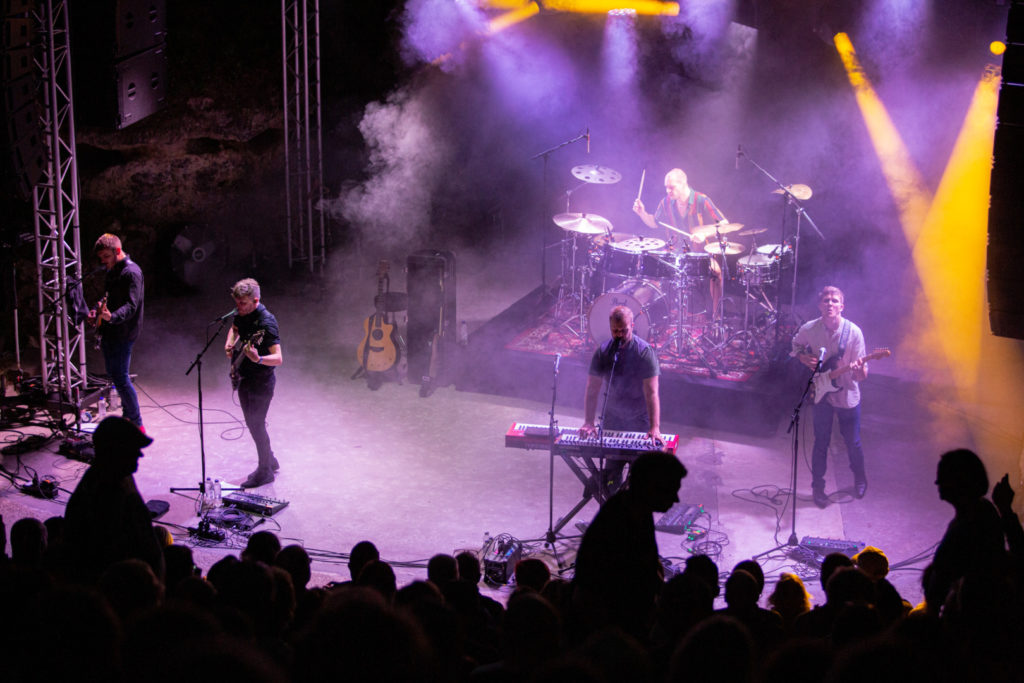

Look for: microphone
[816,347,826,366]
[586,128,590,154]
[212,308,237,322]
[735,145,741,170]
[554,353,561,375]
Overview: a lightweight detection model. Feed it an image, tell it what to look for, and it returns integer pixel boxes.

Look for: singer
[631,168,728,319]
[224,278,283,488]
[90,234,145,430]
[792,285,869,508]
[580,306,663,491]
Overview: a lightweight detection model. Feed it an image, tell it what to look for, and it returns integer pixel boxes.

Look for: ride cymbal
[691,222,743,239]
[552,212,613,234]
[771,184,812,201]
[737,227,768,237]
[571,164,622,184]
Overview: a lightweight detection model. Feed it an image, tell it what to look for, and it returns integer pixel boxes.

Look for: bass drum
[588,280,670,344]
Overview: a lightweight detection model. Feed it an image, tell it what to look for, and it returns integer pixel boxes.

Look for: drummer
[632,168,729,320]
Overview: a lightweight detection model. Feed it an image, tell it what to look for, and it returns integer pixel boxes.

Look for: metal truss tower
[281,0,325,273]
[32,0,86,409]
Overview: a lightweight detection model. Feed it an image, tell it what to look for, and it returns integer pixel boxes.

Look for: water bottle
[213,478,222,506]
[97,397,107,419]
[205,477,214,507]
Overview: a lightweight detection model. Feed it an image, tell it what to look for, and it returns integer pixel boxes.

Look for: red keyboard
[505,422,679,459]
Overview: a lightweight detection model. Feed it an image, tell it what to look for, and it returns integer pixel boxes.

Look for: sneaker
[854,478,868,499]
[813,488,829,509]
[271,456,280,472]
[241,468,274,488]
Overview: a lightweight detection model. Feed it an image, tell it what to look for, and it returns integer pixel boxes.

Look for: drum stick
[657,219,687,236]
[636,169,645,200]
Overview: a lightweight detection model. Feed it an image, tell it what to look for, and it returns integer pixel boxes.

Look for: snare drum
[756,243,793,269]
[737,253,777,285]
[588,280,670,344]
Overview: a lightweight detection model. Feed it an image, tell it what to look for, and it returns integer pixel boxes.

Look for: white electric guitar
[812,347,891,404]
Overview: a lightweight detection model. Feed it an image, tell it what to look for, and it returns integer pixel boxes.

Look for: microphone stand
[544,354,565,564]
[753,353,822,560]
[170,317,239,502]
[595,342,620,500]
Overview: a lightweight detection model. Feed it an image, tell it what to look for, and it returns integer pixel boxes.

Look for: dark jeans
[239,373,275,472]
[811,401,866,491]
[101,338,141,426]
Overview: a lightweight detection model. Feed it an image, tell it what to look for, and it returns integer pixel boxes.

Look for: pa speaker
[114,43,166,129]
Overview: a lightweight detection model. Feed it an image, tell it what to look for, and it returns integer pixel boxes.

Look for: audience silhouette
[4,439,1024,682]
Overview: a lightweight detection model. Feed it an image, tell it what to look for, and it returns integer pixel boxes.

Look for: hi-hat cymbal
[571,164,622,184]
[772,184,812,201]
[737,226,767,237]
[553,212,613,234]
[691,222,743,239]
[704,241,745,256]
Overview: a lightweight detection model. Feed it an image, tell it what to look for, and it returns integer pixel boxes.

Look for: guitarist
[224,278,282,488]
[792,285,869,508]
[90,234,145,430]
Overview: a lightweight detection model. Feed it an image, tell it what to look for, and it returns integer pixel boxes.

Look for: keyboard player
[581,306,664,488]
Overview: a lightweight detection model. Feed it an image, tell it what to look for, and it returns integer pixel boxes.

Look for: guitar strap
[838,319,850,360]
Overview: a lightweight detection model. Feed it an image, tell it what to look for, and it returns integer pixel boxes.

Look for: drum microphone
[554,353,561,375]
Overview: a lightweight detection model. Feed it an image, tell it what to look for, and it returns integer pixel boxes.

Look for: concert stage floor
[0,249,975,607]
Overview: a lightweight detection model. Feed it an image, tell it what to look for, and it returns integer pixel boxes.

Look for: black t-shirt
[233,304,281,381]
[588,336,660,431]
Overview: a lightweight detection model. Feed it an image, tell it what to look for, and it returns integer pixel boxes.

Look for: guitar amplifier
[406,250,456,389]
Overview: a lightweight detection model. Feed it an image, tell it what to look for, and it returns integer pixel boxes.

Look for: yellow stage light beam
[833,32,932,244]
[431,2,541,66]
[486,1,540,33]
[542,0,679,16]
[912,66,1023,428]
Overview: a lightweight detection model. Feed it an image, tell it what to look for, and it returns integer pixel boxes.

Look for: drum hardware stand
[663,274,717,377]
[531,129,589,294]
[553,236,591,339]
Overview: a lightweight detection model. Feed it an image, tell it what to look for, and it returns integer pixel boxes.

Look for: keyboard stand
[552,450,627,534]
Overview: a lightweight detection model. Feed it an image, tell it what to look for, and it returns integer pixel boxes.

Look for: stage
[0,249,972,606]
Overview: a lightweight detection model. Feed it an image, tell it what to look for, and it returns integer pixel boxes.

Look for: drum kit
[554,164,805,370]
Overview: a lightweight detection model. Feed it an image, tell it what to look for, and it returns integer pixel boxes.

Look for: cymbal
[691,222,743,238]
[772,184,812,201]
[612,236,666,252]
[571,164,622,184]
[704,241,745,256]
[737,227,767,237]
[553,212,612,235]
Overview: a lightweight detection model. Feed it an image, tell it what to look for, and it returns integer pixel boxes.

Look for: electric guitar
[812,347,891,404]
[90,293,108,350]
[357,260,399,374]
[230,329,265,390]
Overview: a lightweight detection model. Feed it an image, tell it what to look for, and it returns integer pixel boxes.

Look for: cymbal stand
[736,148,824,341]
[553,233,590,339]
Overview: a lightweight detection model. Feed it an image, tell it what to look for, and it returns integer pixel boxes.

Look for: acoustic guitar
[357,260,399,374]
[812,347,891,404]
